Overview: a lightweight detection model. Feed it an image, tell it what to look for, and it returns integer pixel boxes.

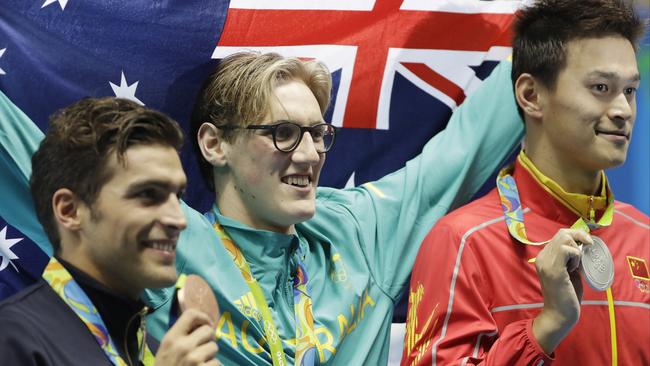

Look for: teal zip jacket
[0,61,523,365]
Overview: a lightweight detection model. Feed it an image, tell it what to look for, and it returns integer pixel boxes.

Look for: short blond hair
[191,51,332,191]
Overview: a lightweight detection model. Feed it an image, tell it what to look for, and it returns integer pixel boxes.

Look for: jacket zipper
[124,306,149,366]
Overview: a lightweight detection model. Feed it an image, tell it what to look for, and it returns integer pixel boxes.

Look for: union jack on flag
[214,0,521,193]
[2,0,648,338]
[0,0,524,300]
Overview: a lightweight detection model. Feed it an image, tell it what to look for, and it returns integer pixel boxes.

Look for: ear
[514,73,544,120]
[197,122,229,168]
[52,188,84,232]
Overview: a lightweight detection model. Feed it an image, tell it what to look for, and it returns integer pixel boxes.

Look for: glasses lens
[312,124,335,152]
[274,122,301,151]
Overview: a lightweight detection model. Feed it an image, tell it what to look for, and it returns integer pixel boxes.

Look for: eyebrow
[587,71,640,83]
[273,119,326,126]
[126,179,186,193]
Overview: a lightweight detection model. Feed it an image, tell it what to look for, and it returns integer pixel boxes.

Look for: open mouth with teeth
[282,175,312,188]
[143,241,177,253]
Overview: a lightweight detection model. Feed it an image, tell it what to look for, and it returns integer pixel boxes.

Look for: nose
[292,131,321,165]
[608,91,634,125]
[161,194,188,233]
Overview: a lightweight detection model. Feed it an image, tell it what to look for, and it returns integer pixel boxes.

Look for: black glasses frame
[220,121,337,153]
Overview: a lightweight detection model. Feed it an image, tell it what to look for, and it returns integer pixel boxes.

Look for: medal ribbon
[42,257,154,366]
[209,209,317,366]
[496,163,619,365]
[496,164,614,245]
[292,248,318,366]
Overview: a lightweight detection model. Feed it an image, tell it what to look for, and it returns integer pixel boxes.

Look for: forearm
[353,61,524,296]
[532,301,579,354]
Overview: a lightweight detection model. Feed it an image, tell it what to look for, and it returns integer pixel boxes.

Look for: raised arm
[0,91,50,255]
[323,60,524,299]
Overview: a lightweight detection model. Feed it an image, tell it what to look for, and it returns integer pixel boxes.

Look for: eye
[135,188,166,204]
[624,87,637,95]
[310,126,325,141]
[592,84,608,93]
[275,123,298,142]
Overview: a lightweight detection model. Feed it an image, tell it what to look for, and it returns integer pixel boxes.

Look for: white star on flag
[42,0,69,10]
[0,48,6,76]
[110,71,144,105]
[0,226,22,273]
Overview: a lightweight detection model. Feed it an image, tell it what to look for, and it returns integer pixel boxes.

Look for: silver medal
[580,235,614,291]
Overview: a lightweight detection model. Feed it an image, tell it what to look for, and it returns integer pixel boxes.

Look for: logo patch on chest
[627,256,650,294]
[627,256,650,281]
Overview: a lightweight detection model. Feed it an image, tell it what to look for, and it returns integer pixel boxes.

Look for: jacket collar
[211,207,301,292]
[57,258,146,365]
[514,155,611,226]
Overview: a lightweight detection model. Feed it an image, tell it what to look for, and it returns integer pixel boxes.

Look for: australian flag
[1,0,648,305]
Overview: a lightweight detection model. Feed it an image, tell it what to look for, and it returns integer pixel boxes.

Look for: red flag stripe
[218,3,514,128]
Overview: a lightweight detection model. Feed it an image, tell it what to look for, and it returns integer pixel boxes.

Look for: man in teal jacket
[0,52,523,365]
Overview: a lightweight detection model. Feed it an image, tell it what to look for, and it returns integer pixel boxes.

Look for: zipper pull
[588,196,596,223]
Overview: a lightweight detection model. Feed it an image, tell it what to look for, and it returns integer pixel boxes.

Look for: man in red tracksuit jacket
[402,0,649,365]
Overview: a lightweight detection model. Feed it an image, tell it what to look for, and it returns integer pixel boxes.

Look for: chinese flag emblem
[627,256,650,281]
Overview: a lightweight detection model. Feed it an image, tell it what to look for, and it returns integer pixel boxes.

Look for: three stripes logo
[234,291,263,321]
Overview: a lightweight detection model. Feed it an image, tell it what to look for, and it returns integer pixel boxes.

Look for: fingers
[559,229,592,272]
[565,244,582,273]
[538,229,591,271]
[170,308,215,336]
[184,321,217,351]
[564,229,593,248]
[167,309,215,352]
[158,323,213,356]
[552,228,592,249]
[186,341,219,364]
[569,269,584,301]
[167,338,218,366]
[156,309,218,366]
[531,228,589,353]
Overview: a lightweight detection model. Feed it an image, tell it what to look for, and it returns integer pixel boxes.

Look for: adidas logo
[234,291,263,321]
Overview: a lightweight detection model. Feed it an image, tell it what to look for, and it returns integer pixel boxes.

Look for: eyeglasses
[219,121,337,153]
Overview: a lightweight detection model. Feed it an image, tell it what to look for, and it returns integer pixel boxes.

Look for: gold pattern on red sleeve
[405,283,440,365]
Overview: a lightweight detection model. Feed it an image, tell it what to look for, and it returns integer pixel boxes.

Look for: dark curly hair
[30,97,184,251]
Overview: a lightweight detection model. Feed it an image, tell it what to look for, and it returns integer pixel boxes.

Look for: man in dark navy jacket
[0,97,218,366]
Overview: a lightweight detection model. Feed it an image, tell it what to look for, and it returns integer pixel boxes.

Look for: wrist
[532,309,577,354]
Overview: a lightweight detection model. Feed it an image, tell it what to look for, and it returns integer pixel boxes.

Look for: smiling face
[73,144,187,298]
[217,80,326,233]
[532,36,639,178]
